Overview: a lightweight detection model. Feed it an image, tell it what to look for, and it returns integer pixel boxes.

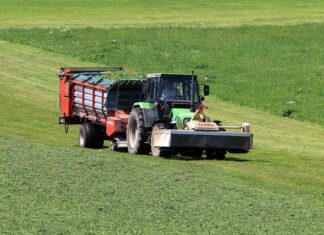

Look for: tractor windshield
[160,77,199,103]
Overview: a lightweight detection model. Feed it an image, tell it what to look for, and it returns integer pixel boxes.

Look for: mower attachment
[152,129,253,151]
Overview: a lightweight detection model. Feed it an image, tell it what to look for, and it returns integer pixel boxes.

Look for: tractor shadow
[224,156,251,162]
[99,146,267,163]
[166,155,251,162]
[166,155,269,163]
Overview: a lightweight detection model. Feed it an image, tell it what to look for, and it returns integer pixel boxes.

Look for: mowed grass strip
[1,24,323,124]
[0,137,323,234]
[0,0,324,28]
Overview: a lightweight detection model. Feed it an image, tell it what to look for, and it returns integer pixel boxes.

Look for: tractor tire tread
[127,109,149,154]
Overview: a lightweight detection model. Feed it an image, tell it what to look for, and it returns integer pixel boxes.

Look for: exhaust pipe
[190,71,195,112]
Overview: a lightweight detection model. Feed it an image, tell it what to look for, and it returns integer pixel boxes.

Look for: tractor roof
[147,73,197,79]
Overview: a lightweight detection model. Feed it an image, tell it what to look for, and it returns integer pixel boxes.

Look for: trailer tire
[127,109,149,154]
[79,122,104,149]
[206,149,226,160]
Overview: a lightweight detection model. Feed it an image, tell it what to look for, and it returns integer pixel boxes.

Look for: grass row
[1,0,324,28]
[1,24,323,124]
[1,137,323,234]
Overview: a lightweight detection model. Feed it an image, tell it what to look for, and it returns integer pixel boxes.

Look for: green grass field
[1,0,324,28]
[1,24,323,124]
[1,137,323,234]
[0,0,323,234]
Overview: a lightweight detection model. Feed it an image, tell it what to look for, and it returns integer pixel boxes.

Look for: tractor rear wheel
[79,122,104,148]
[151,125,172,157]
[206,149,226,160]
[127,109,149,154]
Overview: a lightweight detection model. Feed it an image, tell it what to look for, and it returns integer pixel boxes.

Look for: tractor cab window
[146,79,156,102]
[160,77,199,103]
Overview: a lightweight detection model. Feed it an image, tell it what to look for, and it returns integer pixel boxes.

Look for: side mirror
[204,85,209,96]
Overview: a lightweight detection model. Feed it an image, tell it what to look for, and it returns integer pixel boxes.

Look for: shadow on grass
[165,155,252,162]
[77,146,268,163]
[165,155,269,163]
[225,156,269,163]
[224,156,250,162]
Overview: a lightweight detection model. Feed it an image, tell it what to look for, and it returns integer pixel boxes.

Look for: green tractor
[58,67,252,159]
[126,72,253,159]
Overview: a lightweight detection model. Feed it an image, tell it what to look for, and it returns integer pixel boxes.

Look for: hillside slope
[1,25,323,124]
[1,0,324,233]
[0,40,323,233]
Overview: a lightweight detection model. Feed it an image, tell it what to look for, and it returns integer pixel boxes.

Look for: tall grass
[0,0,324,28]
[1,24,323,124]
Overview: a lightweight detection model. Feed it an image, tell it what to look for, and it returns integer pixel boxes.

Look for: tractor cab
[144,73,209,107]
[137,73,209,129]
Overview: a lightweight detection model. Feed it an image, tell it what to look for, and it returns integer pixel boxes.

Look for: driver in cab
[161,81,182,100]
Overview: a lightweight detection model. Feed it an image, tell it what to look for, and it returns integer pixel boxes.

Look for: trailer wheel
[79,122,104,149]
[127,109,149,154]
[151,125,171,157]
[206,150,226,160]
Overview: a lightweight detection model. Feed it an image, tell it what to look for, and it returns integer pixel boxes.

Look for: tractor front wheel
[127,109,149,154]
